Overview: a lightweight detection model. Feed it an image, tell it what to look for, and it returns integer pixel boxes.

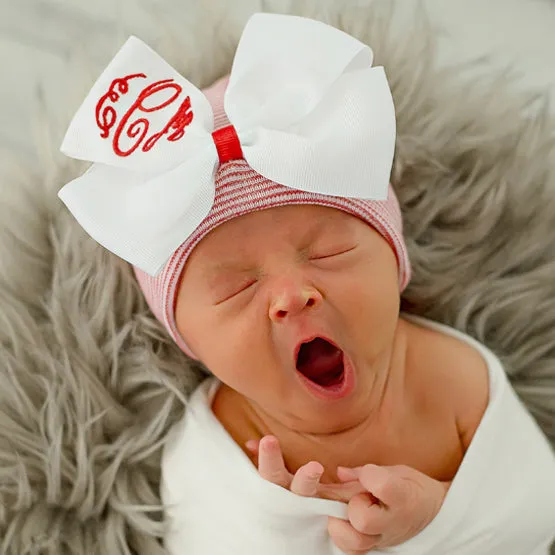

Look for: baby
[58,13,555,555]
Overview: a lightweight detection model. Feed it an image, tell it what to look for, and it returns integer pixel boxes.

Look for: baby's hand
[245,436,366,503]
[246,437,449,554]
[327,464,449,553]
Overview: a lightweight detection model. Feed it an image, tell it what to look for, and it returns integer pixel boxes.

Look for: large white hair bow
[59,13,396,276]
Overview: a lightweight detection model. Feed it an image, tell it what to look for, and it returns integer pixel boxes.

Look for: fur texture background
[1,1,555,553]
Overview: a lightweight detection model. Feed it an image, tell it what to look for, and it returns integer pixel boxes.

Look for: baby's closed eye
[213,277,258,304]
[305,242,359,268]
[309,245,358,260]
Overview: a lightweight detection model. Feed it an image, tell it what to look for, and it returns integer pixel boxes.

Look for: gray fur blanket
[1,1,554,553]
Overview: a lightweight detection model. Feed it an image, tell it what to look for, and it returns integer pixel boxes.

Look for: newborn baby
[58,13,555,555]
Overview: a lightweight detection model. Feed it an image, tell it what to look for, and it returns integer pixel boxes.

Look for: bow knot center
[212,125,244,164]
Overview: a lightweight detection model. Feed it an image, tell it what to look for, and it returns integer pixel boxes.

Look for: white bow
[59,13,396,276]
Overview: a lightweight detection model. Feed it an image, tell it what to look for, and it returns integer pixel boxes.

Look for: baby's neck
[211,320,412,484]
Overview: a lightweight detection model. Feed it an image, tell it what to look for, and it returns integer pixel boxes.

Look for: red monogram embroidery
[95,75,195,157]
[96,74,146,139]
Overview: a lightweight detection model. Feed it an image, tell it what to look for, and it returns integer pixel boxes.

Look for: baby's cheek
[332,268,400,356]
[197,314,268,386]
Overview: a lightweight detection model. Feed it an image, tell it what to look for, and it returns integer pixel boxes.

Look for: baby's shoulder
[404,319,490,451]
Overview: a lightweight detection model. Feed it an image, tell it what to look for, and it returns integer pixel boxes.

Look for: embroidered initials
[95,74,194,157]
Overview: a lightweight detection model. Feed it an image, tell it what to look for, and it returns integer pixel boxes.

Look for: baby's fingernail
[307,461,324,478]
[245,440,258,451]
[261,435,277,446]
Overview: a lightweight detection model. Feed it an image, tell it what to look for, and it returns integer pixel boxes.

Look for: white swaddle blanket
[161,317,555,555]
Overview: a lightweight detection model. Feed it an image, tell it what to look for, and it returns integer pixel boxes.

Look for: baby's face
[176,204,400,433]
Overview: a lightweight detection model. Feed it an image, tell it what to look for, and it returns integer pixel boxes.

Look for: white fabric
[57,13,396,276]
[161,316,555,555]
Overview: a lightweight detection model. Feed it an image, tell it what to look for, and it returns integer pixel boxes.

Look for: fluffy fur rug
[1,1,555,553]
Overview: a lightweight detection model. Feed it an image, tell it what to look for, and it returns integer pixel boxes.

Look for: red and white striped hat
[133,76,411,357]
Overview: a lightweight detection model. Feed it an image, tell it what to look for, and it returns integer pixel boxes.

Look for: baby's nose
[269,282,323,322]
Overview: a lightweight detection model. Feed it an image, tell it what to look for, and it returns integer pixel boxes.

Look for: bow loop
[59,148,217,276]
[242,67,395,199]
[225,13,373,133]
[61,36,215,174]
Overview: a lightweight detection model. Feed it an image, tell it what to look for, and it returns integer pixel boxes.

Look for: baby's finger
[328,516,381,554]
[347,493,391,536]
[257,435,291,488]
[290,461,324,497]
[318,479,368,503]
[340,464,405,508]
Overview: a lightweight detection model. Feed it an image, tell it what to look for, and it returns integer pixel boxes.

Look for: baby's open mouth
[296,338,345,387]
